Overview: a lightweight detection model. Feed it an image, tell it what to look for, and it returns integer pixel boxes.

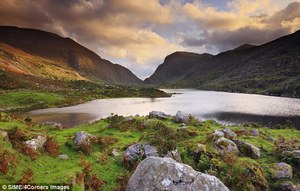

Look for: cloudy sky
[1,0,300,79]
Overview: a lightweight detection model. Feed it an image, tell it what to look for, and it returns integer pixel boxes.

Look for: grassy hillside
[0,113,299,191]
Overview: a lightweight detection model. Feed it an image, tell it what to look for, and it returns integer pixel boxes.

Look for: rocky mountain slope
[145,30,300,98]
[0,26,141,85]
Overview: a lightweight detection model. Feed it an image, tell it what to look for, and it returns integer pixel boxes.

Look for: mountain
[0,26,141,85]
[145,30,300,98]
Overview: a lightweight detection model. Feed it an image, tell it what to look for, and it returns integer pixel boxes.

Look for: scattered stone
[239,128,249,135]
[165,148,182,162]
[149,111,168,119]
[126,157,230,191]
[59,154,69,160]
[174,111,190,124]
[270,162,293,179]
[144,144,158,157]
[234,140,260,158]
[0,130,8,140]
[278,182,300,191]
[123,143,144,162]
[24,135,47,150]
[73,131,96,146]
[215,137,239,155]
[212,130,225,138]
[43,121,63,130]
[112,148,120,157]
[266,136,275,142]
[223,128,237,139]
[282,150,300,164]
[250,129,259,136]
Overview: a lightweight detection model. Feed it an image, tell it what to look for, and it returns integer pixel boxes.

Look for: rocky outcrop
[215,137,239,155]
[123,143,158,164]
[73,131,96,146]
[24,135,47,150]
[234,140,260,159]
[126,157,230,191]
[149,111,169,120]
[270,163,293,179]
[174,111,190,124]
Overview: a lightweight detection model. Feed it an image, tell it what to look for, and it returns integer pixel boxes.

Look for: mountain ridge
[0,26,141,85]
[145,30,300,98]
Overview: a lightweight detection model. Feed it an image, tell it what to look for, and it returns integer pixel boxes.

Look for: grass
[0,113,299,191]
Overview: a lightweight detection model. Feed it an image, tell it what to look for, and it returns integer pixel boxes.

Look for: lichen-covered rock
[43,121,63,130]
[126,157,230,191]
[123,143,144,162]
[215,137,239,155]
[174,111,190,124]
[270,163,293,179]
[59,154,69,160]
[250,129,259,136]
[278,182,300,191]
[24,135,47,150]
[282,150,300,164]
[73,131,96,146]
[144,144,158,157]
[234,140,260,159]
[149,111,168,119]
[223,128,237,139]
[212,130,225,138]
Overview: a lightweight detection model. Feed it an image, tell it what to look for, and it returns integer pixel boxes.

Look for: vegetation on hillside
[0,112,299,191]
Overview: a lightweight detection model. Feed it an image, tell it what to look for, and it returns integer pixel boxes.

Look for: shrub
[78,142,92,156]
[17,168,34,185]
[44,137,59,157]
[21,145,37,160]
[0,150,18,174]
[273,135,299,156]
[96,136,118,150]
[113,171,132,191]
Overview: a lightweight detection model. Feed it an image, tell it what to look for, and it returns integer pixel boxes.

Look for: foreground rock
[24,135,47,150]
[149,111,169,119]
[73,131,96,146]
[215,137,239,155]
[234,140,260,159]
[126,157,230,191]
[278,182,300,191]
[223,128,237,139]
[270,162,293,179]
[174,111,190,124]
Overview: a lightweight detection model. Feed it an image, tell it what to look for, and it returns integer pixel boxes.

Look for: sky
[0,0,300,79]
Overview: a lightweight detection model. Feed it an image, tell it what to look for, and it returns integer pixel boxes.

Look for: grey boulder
[234,140,260,159]
[149,111,169,119]
[126,157,230,191]
[74,131,96,146]
[24,135,47,150]
[270,162,293,179]
[174,111,190,124]
[223,128,237,139]
[215,137,239,155]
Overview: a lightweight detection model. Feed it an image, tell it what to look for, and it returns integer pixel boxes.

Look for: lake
[26,89,300,128]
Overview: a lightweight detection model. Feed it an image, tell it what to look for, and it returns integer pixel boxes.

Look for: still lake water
[27,89,300,128]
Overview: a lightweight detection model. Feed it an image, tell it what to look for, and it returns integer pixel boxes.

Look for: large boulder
[215,137,239,155]
[234,140,260,159]
[73,131,96,146]
[149,111,168,119]
[126,157,230,191]
[174,111,190,124]
[270,163,293,179]
[24,135,47,150]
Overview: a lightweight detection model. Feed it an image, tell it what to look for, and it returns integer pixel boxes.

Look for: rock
[144,144,158,157]
[149,111,168,119]
[212,130,225,138]
[223,128,237,139]
[24,135,47,150]
[270,163,293,179]
[215,137,239,155]
[59,154,69,160]
[112,148,120,157]
[282,150,300,164]
[195,143,206,153]
[123,143,144,162]
[126,157,230,191]
[165,148,182,162]
[74,131,96,146]
[234,140,260,158]
[266,136,275,142]
[278,182,300,191]
[250,129,259,136]
[43,121,63,130]
[0,130,8,140]
[174,111,190,124]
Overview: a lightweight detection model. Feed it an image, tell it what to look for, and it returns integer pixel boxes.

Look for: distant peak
[168,51,213,58]
[234,44,256,51]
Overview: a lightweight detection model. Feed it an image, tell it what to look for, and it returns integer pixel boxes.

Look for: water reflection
[26,89,300,128]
